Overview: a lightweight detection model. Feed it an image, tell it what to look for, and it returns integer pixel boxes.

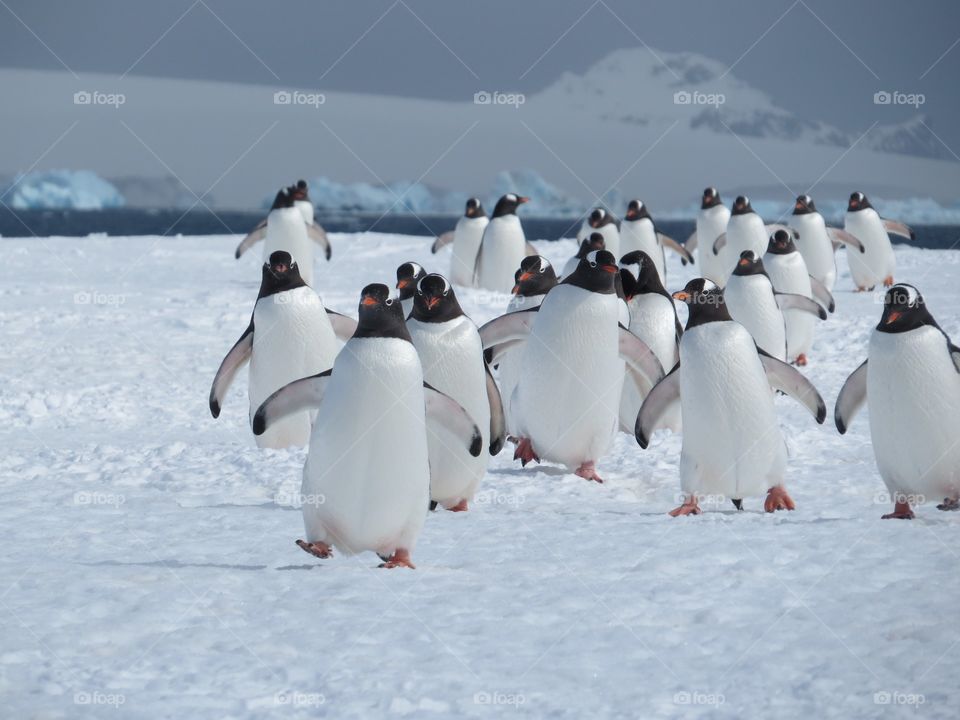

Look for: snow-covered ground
[1,231,958,719]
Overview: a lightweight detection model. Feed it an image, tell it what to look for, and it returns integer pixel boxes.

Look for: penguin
[835,284,960,519]
[431,197,490,287]
[478,250,664,482]
[396,261,427,318]
[636,278,826,515]
[561,232,606,279]
[711,196,769,278]
[843,191,913,291]
[252,283,483,568]
[576,207,621,257]
[723,250,826,362]
[790,194,864,293]
[619,200,693,282]
[407,274,505,511]
[685,187,731,286]
[474,194,537,293]
[209,251,356,449]
[617,250,683,434]
[289,179,333,261]
[763,230,834,366]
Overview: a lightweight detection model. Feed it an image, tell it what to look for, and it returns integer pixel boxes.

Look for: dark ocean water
[1,207,958,249]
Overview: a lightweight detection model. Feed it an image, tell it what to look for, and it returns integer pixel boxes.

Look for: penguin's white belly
[515,287,623,468]
[793,214,836,291]
[264,209,314,286]
[725,217,767,273]
[765,253,816,360]
[561,256,579,279]
[619,294,680,433]
[678,323,785,498]
[450,216,488,287]
[577,222,620,257]
[867,328,960,501]
[845,211,894,289]
[499,295,545,435]
[477,216,527,293]
[408,317,490,507]
[249,288,338,448]
[620,223,666,280]
[301,338,429,555]
[697,207,731,286]
[723,276,786,360]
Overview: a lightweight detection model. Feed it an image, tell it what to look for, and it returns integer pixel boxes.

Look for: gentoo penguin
[712,196,768,278]
[835,284,960,519]
[234,184,331,281]
[724,250,825,361]
[790,194,864,293]
[619,200,693,282]
[396,261,426,318]
[561,232,606,279]
[685,188,731,286]
[844,191,913,291]
[252,283,483,568]
[617,250,683,434]
[209,251,356,449]
[576,207,621,257]
[478,250,664,482]
[636,278,826,515]
[474,193,536,293]
[431,197,489,287]
[407,274,505,511]
[763,230,834,366]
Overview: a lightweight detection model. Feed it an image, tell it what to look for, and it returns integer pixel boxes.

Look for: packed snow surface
[1,230,958,718]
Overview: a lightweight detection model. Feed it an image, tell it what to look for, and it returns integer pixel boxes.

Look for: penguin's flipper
[775,292,828,320]
[882,218,914,240]
[635,365,681,449]
[834,360,868,434]
[827,227,865,253]
[808,276,836,313]
[658,233,694,265]
[685,230,698,253]
[484,337,526,366]
[471,240,485,285]
[757,350,827,424]
[712,233,727,256]
[252,369,333,435]
[765,223,798,239]
[326,309,358,341]
[484,363,506,455]
[950,342,960,374]
[525,242,539,257]
[431,231,454,254]
[235,220,267,259]
[423,384,483,458]
[209,323,254,418]
[619,327,666,395]
[307,223,332,260]
[478,308,538,350]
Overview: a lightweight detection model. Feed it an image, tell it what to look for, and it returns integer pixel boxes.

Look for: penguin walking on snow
[790,194,864,293]
[835,284,960,519]
[561,232,606,278]
[431,198,489,287]
[685,188,731,286]
[396,261,426,318]
[636,278,826,515]
[843,191,913,292]
[712,196,768,278]
[252,283,483,568]
[407,274,505,511]
[474,194,537,293]
[619,200,693,282]
[209,251,356,449]
[576,207,621,257]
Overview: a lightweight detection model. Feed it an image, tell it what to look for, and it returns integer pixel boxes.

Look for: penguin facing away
[209,251,357,449]
[474,194,538,293]
[619,200,694,282]
[843,191,913,292]
[636,278,826,516]
[576,207,621,257]
[396,261,427,319]
[685,187,731,286]
[252,283,483,568]
[835,284,960,519]
[561,232,606,279]
[431,197,490,287]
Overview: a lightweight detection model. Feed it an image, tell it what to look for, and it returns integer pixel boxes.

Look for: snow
[4,170,125,210]
[1,231,958,718]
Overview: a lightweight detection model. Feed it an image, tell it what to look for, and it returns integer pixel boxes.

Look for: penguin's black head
[464,197,486,219]
[270,187,295,210]
[588,207,617,228]
[267,250,294,276]
[848,191,872,212]
[512,255,558,296]
[673,278,731,327]
[624,199,651,222]
[701,187,722,210]
[767,229,797,255]
[396,261,426,300]
[733,250,766,276]
[793,194,816,215]
[492,193,529,218]
[619,250,666,300]
[356,283,410,340]
[258,251,306,297]
[291,179,309,201]
[879,283,936,334]
[564,249,619,294]
[412,273,464,323]
[575,232,606,259]
[732,195,753,216]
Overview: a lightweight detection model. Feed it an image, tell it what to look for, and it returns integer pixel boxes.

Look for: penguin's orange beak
[397,279,412,289]
[885,311,901,325]
[426,296,441,310]
[672,291,690,302]
[517,196,530,205]
[601,264,618,274]
[795,200,805,210]
[361,295,379,307]
[739,258,750,267]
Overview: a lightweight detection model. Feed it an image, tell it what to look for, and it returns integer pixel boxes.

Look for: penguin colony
[212,181,958,567]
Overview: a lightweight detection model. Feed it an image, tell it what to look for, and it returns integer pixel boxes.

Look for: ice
[4,169,125,210]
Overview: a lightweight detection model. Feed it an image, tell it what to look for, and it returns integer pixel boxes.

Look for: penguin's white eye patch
[537,256,548,273]
[385,297,395,306]
[586,250,600,267]
[506,193,517,202]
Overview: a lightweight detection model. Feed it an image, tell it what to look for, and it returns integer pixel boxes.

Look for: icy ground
[1,231,958,719]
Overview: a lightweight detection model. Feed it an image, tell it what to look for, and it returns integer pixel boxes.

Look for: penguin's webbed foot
[513,438,540,467]
[794,353,808,367]
[669,499,701,517]
[883,275,894,287]
[882,501,915,519]
[764,486,795,512]
[378,548,415,569]
[296,539,333,558]
[574,461,603,483]
[936,497,959,512]
[447,499,469,512]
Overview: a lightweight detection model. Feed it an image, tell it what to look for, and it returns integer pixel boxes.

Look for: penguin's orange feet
[669,499,701,516]
[296,539,333,558]
[764,486,796,512]
[513,437,540,466]
[883,275,894,287]
[448,499,469,512]
[794,353,808,366]
[882,501,915,519]
[574,461,603,483]
[855,286,868,293]
[379,549,415,569]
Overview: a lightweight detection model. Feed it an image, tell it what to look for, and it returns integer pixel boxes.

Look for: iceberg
[4,170,125,210]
